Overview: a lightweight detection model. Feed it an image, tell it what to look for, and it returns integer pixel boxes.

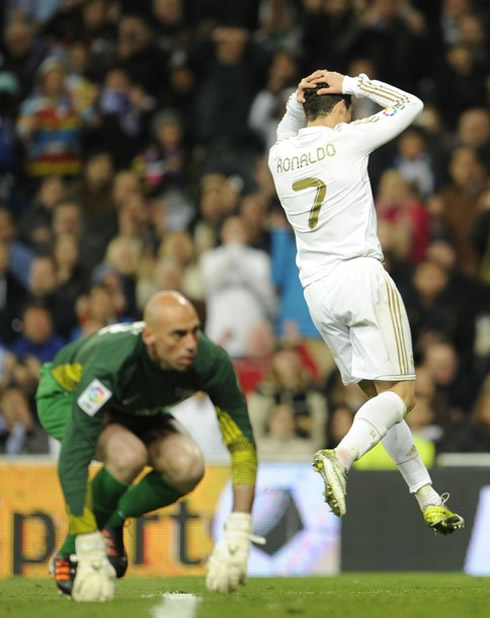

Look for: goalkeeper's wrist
[225,513,265,545]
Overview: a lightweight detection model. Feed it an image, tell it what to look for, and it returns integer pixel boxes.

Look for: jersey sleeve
[342,73,423,154]
[275,91,306,140]
[201,345,258,487]
[58,367,114,532]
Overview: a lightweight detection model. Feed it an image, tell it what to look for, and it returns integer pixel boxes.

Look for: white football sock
[414,484,443,511]
[382,420,432,493]
[335,391,406,470]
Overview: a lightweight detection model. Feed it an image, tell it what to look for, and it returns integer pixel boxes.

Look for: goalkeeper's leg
[51,424,148,596]
[101,422,204,576]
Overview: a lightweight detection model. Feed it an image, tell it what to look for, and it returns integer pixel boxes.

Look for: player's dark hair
[303,83,352,121]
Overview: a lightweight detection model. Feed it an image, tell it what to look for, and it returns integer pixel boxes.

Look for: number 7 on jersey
[292,177,327,230]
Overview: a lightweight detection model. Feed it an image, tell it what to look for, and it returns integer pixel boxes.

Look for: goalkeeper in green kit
[36,290,262,602]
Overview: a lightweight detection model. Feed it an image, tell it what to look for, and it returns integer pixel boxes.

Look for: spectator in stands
[248,48,299,153]
[0,385,50,455]
[16,55,92,181]
[404,258,475,369]
[439,376,490,453]
[0,19,47,98]
[9,303,64,365]
[70,282,116,342]
[90,263,134,324]
[429,145,486,277]
[200,214,276,358]
[0,70,21,183]
[68,150,115,222]
[78,169,140,274]
[433,43,487,130]
[0,240,27,344]
[17,174,65,250]
[376,168,430,263]
[52,201,83,239]
[325,404,354,450]
[114,13,170,100]
[187,25,269,186]
[392,127,436,199]
[252,402,316,460]
[455,108,489,171]
[247,343,327,455]
[27,253,77,338]
[158,230,205,301]
[191,173,239,254]
[132,108,189,197]
[422,340,476,437]
[96,67,154,168]
[301,0,362,75]
[0,206,34,288]
[53,232,87,307]
[233,320,277,396]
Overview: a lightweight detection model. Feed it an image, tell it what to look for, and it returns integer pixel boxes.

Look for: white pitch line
[150,592,202,618]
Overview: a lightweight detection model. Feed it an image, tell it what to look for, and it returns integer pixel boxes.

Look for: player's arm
[58,374,112,535]
[275,70,326,140]
[205,347,258,494]
[201,343,265,593]
[341,72,423,152]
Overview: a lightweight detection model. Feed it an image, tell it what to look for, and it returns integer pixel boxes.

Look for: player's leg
[309,259,418,516]
[36,366,80,597]
[304,279,353,517]
[102,415,204,576]
[367,381,464,534]
[51,423,148,594]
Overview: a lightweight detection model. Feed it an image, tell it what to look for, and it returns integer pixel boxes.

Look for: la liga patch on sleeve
[77,379,112,416]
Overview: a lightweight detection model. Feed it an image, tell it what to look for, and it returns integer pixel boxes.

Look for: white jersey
[268,74,423,287]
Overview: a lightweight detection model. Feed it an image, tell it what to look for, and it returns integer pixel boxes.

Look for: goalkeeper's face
[143,297,200,371]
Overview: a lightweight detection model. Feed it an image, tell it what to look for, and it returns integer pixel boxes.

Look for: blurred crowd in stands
[0,0,488,462]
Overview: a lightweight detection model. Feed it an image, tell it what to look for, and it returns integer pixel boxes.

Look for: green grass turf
[1,574,489,618]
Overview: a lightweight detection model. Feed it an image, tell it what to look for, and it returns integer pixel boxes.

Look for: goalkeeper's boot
[313,449,348,517]
[423,492,465,535]
[102,525,128,578]
[49,554,77,598]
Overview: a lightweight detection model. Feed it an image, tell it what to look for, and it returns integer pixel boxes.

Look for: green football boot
[313,449,348,517]
[423,493,465,535]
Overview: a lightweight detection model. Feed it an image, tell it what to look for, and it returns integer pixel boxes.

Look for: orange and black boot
[50,554,77,598]
[102,525,128,578]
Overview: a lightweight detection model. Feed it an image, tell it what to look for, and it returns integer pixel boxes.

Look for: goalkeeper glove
[72,531,116,602]
[206,512,265,594]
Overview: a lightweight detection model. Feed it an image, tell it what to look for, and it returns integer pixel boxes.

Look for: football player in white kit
[268,69,464,535]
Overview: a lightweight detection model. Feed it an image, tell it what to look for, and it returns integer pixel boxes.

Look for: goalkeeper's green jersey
[37,322,256,517]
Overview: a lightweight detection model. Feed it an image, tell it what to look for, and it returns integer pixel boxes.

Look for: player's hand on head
[296,70,325,103]
[71,531,116,602]
[296,70,345,102]
[205,512,265,594]
[315,70,345,95]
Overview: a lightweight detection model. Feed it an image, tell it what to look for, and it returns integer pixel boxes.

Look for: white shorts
[304,257,415,385]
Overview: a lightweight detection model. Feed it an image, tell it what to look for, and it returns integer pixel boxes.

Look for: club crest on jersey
[77,379,112,416]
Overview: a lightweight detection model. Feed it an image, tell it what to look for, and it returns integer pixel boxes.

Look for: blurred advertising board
[0,461,339,577]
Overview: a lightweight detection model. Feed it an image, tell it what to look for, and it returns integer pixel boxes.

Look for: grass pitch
[0,573,489,618]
